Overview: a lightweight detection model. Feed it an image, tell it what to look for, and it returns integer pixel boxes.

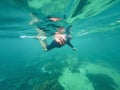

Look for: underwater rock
[87,74,118,90]
[84,63,120,89]
[58,68,94,90]
[65,55,81,73]
[58,62,120,90]
[34,79,64,90]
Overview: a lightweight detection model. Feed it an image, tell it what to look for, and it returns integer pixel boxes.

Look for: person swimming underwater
[36,26,77,51]
[25,13,77,51]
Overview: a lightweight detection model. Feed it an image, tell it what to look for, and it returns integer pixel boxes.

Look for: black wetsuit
[47,35,73,51]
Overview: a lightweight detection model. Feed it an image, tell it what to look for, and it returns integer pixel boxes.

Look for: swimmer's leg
[20,35,36,39]
[29,13,39,25]
[36,28,48,51]
[38,37,48,51]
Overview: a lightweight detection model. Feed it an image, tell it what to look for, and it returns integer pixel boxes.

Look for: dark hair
[46,15,53,19]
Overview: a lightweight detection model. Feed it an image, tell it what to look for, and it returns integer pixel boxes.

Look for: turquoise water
[0,0,120,90]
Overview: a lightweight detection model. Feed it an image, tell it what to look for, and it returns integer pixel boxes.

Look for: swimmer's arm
[67,41,77,51]
[67,41,73,48]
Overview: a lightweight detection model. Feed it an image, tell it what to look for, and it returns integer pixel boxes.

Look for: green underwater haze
[0,0,120,90]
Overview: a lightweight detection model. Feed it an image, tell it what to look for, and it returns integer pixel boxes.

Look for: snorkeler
[36,26,77,51]
[28,13,77,51]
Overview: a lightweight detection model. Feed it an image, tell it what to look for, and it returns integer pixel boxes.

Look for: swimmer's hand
[54,33,66,45]
[72,47,77,51]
